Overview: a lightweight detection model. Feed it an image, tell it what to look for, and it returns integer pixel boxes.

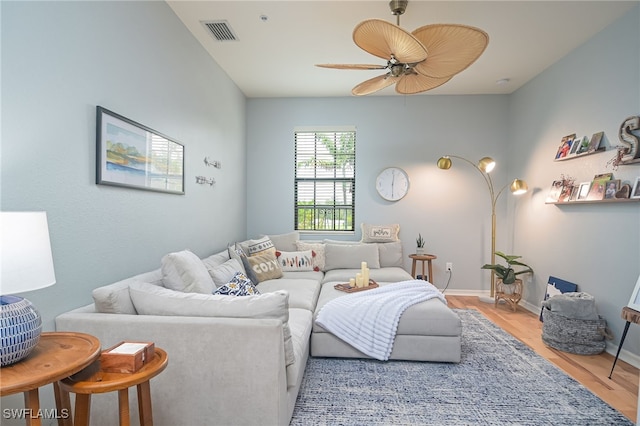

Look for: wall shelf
[546,198,640,205]
[554,147,606,161]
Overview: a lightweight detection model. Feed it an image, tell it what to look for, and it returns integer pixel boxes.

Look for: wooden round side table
[59,347,168,426]
[0,331,101,426]
[409,253,437,283]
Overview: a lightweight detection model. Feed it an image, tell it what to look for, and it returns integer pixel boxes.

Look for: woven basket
[541,308,608,355]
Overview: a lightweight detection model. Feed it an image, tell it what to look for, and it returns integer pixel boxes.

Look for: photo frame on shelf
[96,106,185,195]
[575,135,590,155]
[545,180,563,203]
[604,179,620,199]
[632,177,640,199]
[587,131,604,153]
[555,134,575,160]
[585,173,612,201]
[576,182,591,200]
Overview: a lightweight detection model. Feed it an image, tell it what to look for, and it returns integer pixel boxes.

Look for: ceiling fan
[316,0,489,96]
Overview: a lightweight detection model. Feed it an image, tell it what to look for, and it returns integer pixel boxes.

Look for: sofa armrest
[56,310,289,425]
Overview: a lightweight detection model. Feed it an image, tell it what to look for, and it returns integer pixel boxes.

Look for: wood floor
[447,295,639,422]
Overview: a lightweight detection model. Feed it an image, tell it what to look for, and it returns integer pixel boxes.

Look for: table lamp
[1,211,56,366]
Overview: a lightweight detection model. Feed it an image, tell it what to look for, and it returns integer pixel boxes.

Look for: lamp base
[1,295,42,367]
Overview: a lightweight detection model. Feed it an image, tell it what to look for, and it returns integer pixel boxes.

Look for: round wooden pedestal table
[409,253,437,282]
[0,332,101,426]
[59,347,168,426]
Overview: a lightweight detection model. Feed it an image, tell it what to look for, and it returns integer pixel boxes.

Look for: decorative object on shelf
[587,132,604,153]
[575,135,591,155]
[618,116,640,165]
[586,173,612,201]
[632,177,640,199]
[195,176,215,186]
[204,157,222,169]
[615,183,631,199]
[436,155,528,299]
[604,179,620,199]
[416,233,425,255]
[546,174,576,202]
[375,167,409,201]
[554,133,576,159]
[481,251,533,285]
[96,106,185,195]
[576,182,591,201]
[0,212,56,366]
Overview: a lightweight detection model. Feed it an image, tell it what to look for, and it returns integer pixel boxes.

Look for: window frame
[294,127,356,233]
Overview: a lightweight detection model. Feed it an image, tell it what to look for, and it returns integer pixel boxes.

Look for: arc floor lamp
[436,156,528,300]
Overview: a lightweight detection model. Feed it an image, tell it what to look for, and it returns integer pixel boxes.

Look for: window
[294,128,356,232]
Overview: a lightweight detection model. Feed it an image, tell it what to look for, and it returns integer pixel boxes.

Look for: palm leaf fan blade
[353,19,428,63]
[315,64,388,70]
[352,74,397,96]
[395,73,452,95]
[412,24,488,79]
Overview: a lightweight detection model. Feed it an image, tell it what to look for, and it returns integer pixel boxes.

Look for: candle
[349,278,356,288]
[363,267,370,287]
[356,273,363,288]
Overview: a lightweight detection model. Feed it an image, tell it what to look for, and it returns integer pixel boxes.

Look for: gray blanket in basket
[541,292,599,320]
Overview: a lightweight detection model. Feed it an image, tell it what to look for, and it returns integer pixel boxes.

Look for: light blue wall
[247,95,510,294]
[1,1,247,329]
[510,4,640,357]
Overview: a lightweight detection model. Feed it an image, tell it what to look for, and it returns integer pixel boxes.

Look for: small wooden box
[100,341,155,374]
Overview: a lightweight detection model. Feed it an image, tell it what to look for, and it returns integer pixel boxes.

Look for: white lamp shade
[1,212,56,295]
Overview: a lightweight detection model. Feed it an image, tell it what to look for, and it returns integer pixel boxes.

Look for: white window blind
[294,129,356,231]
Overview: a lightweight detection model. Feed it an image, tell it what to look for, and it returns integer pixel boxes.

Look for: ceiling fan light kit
[316,0,489,96]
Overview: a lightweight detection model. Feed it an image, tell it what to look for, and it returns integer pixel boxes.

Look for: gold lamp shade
[510,178,528,195]
[477,157,495,173]
[437,156,452,169]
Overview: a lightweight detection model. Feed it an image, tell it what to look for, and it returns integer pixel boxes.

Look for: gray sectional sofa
[56,231,461,426]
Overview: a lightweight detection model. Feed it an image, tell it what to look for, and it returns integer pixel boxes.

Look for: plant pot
[416,247,425,255]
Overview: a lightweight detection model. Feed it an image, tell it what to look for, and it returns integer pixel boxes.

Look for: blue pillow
[213,272,260,296]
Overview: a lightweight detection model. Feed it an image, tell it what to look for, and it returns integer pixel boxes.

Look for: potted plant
[481,251,533,284]
[416,234,425,255]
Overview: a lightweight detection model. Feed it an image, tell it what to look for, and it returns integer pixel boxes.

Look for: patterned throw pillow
[276,250,315,272]
[241,236,276,256]
[213,272,260,296]
[361,223,400,243]
[294,241,325,271]
[246,252,283,282]
[228,243,260,285]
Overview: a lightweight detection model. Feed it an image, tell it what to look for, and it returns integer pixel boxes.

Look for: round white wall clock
[376,167,409,201]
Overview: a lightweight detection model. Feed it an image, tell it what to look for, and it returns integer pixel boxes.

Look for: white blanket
[315,280,447,361]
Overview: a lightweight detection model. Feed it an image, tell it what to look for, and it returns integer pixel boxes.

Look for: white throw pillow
[129,282,295,366]
[161,250,215,294]
[361,223,400,243]
[377,241,404,267]
[264,231,300,251]
[323,243,380,270]
[295,241,325,271]
[207,258,245,288]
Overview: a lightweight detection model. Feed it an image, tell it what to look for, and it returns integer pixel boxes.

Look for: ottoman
[311,281,462,362]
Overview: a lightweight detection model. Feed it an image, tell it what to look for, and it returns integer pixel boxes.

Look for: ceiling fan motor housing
[389,0,408,16]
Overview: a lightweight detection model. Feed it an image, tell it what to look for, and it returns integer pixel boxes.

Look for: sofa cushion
[255,278,321,311]
[201,249,231,269]
[377,241,404,267]
[324,243,380,270]
[213,272,260,296]
[240,236,275,256]
[161,250,215,294]
[294,241,325,271]
[276,250,314,272]
[129,282,295,366]
[207,258,245,287]
[322,267,412,284]
[264,231,299,251]
[361,223,400,243]
[286,308,313,388]
[92,269,162,314]
[228,243,258,284]
[247,251,283,282]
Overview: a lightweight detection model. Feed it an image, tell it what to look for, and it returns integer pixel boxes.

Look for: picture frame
[576,181,591,200]
[96,106,185,195]
[604,179,620,199]
[545,180,563,203]
[587,131,604,153]
[632,177,640,199]
[627,274,640,311]
[585,173,612,201]
[555,134,575,160]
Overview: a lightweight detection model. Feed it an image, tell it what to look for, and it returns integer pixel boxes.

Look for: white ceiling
[167,1,636,98]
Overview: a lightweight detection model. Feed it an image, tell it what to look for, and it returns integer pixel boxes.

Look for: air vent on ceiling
[202,20,238,42]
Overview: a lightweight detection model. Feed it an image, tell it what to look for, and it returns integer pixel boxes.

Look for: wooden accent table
[609,306,640,378]
[0,331,101,426]
[59,347,168,426]
[409,253,437,282]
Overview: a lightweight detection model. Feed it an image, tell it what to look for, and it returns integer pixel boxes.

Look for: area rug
[291,309,632,425]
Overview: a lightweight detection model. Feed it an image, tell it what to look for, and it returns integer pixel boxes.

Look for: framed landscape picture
[96,106,185,195]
